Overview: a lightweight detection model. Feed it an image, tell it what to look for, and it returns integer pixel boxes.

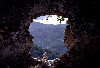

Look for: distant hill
[29,22,67,54]
[30,45,60,60]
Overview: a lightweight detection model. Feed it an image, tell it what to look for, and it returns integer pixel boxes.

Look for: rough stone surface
[0,0,99,68]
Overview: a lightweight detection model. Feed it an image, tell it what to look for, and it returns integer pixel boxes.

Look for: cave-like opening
[28,15,68,60]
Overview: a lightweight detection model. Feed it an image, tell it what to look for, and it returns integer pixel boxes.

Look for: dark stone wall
[0,0,37,67]
[0,0,99,68]
[61,0,100,68]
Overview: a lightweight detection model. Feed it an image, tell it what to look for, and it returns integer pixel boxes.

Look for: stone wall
[0,0,99,68]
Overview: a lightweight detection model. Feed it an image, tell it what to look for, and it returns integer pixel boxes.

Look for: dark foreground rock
[0,0,99,68]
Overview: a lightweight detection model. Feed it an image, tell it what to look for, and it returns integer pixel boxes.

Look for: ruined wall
[0,0,72,67]
[0,0,99,68]
[60,0,100,68]
[0,0,36,67]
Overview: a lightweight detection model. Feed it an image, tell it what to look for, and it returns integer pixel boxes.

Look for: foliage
[30,45,60,60]
[57,16,65,23]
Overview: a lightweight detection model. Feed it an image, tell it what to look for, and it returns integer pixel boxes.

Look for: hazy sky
[33,15,68,25]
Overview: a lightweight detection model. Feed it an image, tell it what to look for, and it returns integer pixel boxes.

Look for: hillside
[29,22,67,54]
[30,45,60,60]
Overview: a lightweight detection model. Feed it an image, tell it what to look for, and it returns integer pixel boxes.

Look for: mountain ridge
[29,22,67,54]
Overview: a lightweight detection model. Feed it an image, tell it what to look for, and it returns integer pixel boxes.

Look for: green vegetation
[57,16,65,23]
[30,45,60,60]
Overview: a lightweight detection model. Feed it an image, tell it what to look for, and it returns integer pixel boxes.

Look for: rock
[0,0,99,68]
[34,64,42,68]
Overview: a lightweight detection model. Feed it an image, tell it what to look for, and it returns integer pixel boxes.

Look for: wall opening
[28,15,68,60]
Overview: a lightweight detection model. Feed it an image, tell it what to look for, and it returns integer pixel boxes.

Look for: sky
[33,15,68,25]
